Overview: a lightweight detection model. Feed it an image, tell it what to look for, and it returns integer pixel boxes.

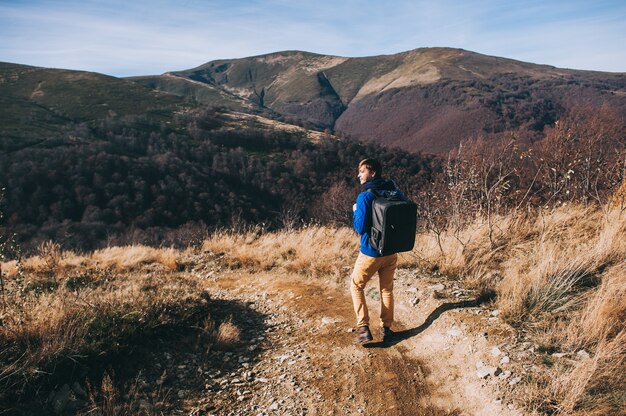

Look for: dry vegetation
[0,245,241,414]
[200,225,359,281]
[189,204,625,415]
[412,204,625,415]
[1,204,624,414]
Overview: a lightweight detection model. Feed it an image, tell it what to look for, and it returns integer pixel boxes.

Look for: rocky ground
[45,257,589,416]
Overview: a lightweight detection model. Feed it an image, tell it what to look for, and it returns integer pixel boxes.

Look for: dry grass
[1,205,622,414]
[215,320,241,350]
[566,263,626,350]
[411,204,625,415]
[1,271,207,381]
[197,211,623,413]
[0,247,225,413]
[3,244,180,279]
[201,225,360,281]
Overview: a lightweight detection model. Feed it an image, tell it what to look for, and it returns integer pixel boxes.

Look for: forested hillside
[1,59,624,255]
[0,107,436,252]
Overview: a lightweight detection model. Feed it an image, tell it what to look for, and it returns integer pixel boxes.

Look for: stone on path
[476,366,502,379]
[447,329,462,337]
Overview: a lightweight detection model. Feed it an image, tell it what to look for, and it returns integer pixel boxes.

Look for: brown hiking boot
[380,326,395,342]
[353,325,373,344]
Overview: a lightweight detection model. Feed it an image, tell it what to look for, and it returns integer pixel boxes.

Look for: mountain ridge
[2,46,625,155]
[130,47,626,154]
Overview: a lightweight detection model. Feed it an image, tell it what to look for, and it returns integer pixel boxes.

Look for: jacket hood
[363,177,397,192]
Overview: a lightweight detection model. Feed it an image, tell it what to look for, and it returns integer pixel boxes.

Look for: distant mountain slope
[0,62,191,152]
[134,48,626,154]
[128,73,256,113]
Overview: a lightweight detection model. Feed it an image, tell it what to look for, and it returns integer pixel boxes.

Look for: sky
[1,0,625,77]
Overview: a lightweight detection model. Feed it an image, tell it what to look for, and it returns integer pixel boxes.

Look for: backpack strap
[368,187,401,200]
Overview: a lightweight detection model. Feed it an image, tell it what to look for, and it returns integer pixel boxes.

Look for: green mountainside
[0,62,191,152]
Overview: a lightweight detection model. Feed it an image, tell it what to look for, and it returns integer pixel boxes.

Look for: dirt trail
[191,267,524,416]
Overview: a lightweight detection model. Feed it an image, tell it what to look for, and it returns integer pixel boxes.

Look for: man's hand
[353,203,357,212]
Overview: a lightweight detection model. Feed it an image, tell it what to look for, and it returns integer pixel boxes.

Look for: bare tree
[309,181,356,227]
[537,105,625,206]
[446,137,521,248]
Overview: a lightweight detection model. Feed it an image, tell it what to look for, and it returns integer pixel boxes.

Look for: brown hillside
[131,47,626,154]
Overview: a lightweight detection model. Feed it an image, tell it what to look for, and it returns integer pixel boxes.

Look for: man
[351,158,405,344]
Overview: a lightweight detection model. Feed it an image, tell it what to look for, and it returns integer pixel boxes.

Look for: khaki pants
[350,252,398,328]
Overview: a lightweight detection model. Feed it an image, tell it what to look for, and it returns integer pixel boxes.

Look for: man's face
[358,165,375,185]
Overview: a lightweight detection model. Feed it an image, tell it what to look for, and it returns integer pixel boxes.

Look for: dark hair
[359,158,382,177]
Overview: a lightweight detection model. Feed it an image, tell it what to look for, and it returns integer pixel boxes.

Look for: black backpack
[367,189,417,256]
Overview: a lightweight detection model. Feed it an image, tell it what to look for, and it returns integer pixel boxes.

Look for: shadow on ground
[364,292,496,349]
[3,298,268,416]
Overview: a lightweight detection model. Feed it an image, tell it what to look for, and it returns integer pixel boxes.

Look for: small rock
[407,287,418,294]
[577,350,590,359]
[177,389,186,399]
[269,401,279,410]
[409,296,420,306]
[276,354,290,363]
[491,347,502,356]
[321,317,339,325]
[475,366,502,378]
[447,329,462,337]
[476,367,498,379]
[491,309,501,317]
[552,352,567,358]
[509,376,522,385]
[499,370,512,379]
[500,355,510,364]
[428,283,445,291]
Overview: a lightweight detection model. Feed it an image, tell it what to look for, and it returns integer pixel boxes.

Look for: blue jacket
[353,177,405,257]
